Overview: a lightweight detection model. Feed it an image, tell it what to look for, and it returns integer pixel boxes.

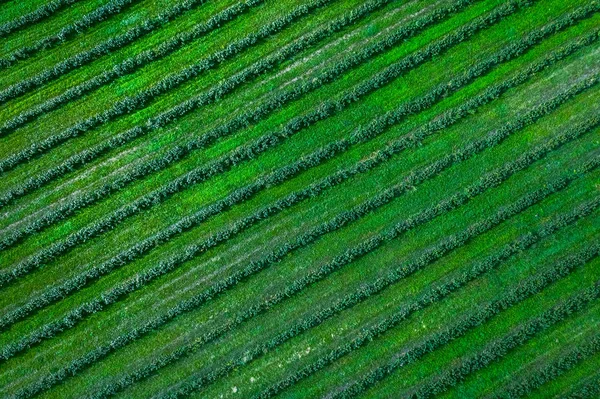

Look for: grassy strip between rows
[156,189,600,398]
[0,0,476,205]
[10,115,597,399]
[0,0,262,135]
[0,0,554,280]
[0,0,212,104]
[0,0,142,68]
[0,0,79,38]
[1,47,593,348]
[484,334,600,399]
[0,0,399,203]
[0,0,338,160]
[334,245,600,399]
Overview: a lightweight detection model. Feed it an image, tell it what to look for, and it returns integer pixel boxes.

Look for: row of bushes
[407,253,600,399]
[0,0,335,171]
[253,180,599,399]
[166,180,600,399]
[0,0,261,134]
[0,0,552,338]
[0,0,211,103]
[0,0,524,283]
[489,334,600,399]
[1,15,592,358]
[0,0,139,68]
[13,99,594,398]
[0,0,77,38]
[564,370,600,399]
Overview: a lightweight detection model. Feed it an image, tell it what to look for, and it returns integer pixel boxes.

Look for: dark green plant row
[486,334,600,399]
[405,262,600,399]
[159,182,600,399]
[332,244,600,399]
[0,0,538,278]
[3,22,587,343]
[0,0,141,68]
[0,0,338,168]
[11,113,596,399]
[0,0,212,104]
[0,0,263,135]
[563,370,600,399]
[0,0,474,202]
[1,46,596,360]
[0,0,78,38]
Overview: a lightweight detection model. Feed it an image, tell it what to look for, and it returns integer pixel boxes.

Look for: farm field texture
[0,0,599,397]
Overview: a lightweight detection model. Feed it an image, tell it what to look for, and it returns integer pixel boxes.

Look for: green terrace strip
[485,334,600,399]
[0,0,262,134]
[8,115,596,398]
[0,0,336,137]
[0,0,142,68]
[0,0,79,38]
[0,0,481,181]
[0,0,211,105]
[0,0,562,261]
[139,186,600,399]
[333,246,600,399]
[2,50,594,338]
[248,183,600,399]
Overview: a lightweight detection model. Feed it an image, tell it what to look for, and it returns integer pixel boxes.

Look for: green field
[0,0,599,397]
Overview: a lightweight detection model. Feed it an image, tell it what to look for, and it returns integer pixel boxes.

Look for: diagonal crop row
[1,59,596,355]
[0,0,337,158]
[563,371,600,399]
[0,0,79,38]
[0,0,142,69]
[0,0,213,104]
[0,0,544,270]
[0,0,481,182]
[485,334,600,399]
[0,0,264,134]
[10,115,597,399]
[148,185,600,399]
[330,245,600,399]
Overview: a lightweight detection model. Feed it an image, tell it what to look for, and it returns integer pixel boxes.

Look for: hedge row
[0,0,336,168]
[0,0,140,68]
[1,36,595,354]
[162,189,600,399]
[0,0,211,104]
[0,0,78,38]
[564,370,600,399]
[11,114,594,398]
[1,10,578,337]
[0,0,261,134]
[0,0,533,272]
[406,266,600,399]
[340,246,600,399]
[0,0,467,203]
[487,334,600,399]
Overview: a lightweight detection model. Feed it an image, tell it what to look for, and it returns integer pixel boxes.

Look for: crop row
[11,113,596,399]
[334,245,600,399]
[0,0,211,104]
[2,27,588,341]
[0,0,400,207]
[0,0,473,201]
[0,0,264,135]
[0,0,141,68]
[564,371,600,399]
[159,184,600,399]
[0,0,539,278]
[0,0,78,38]
[486,334,600,399]
[0,0,338,167]
[1,48,595,366]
